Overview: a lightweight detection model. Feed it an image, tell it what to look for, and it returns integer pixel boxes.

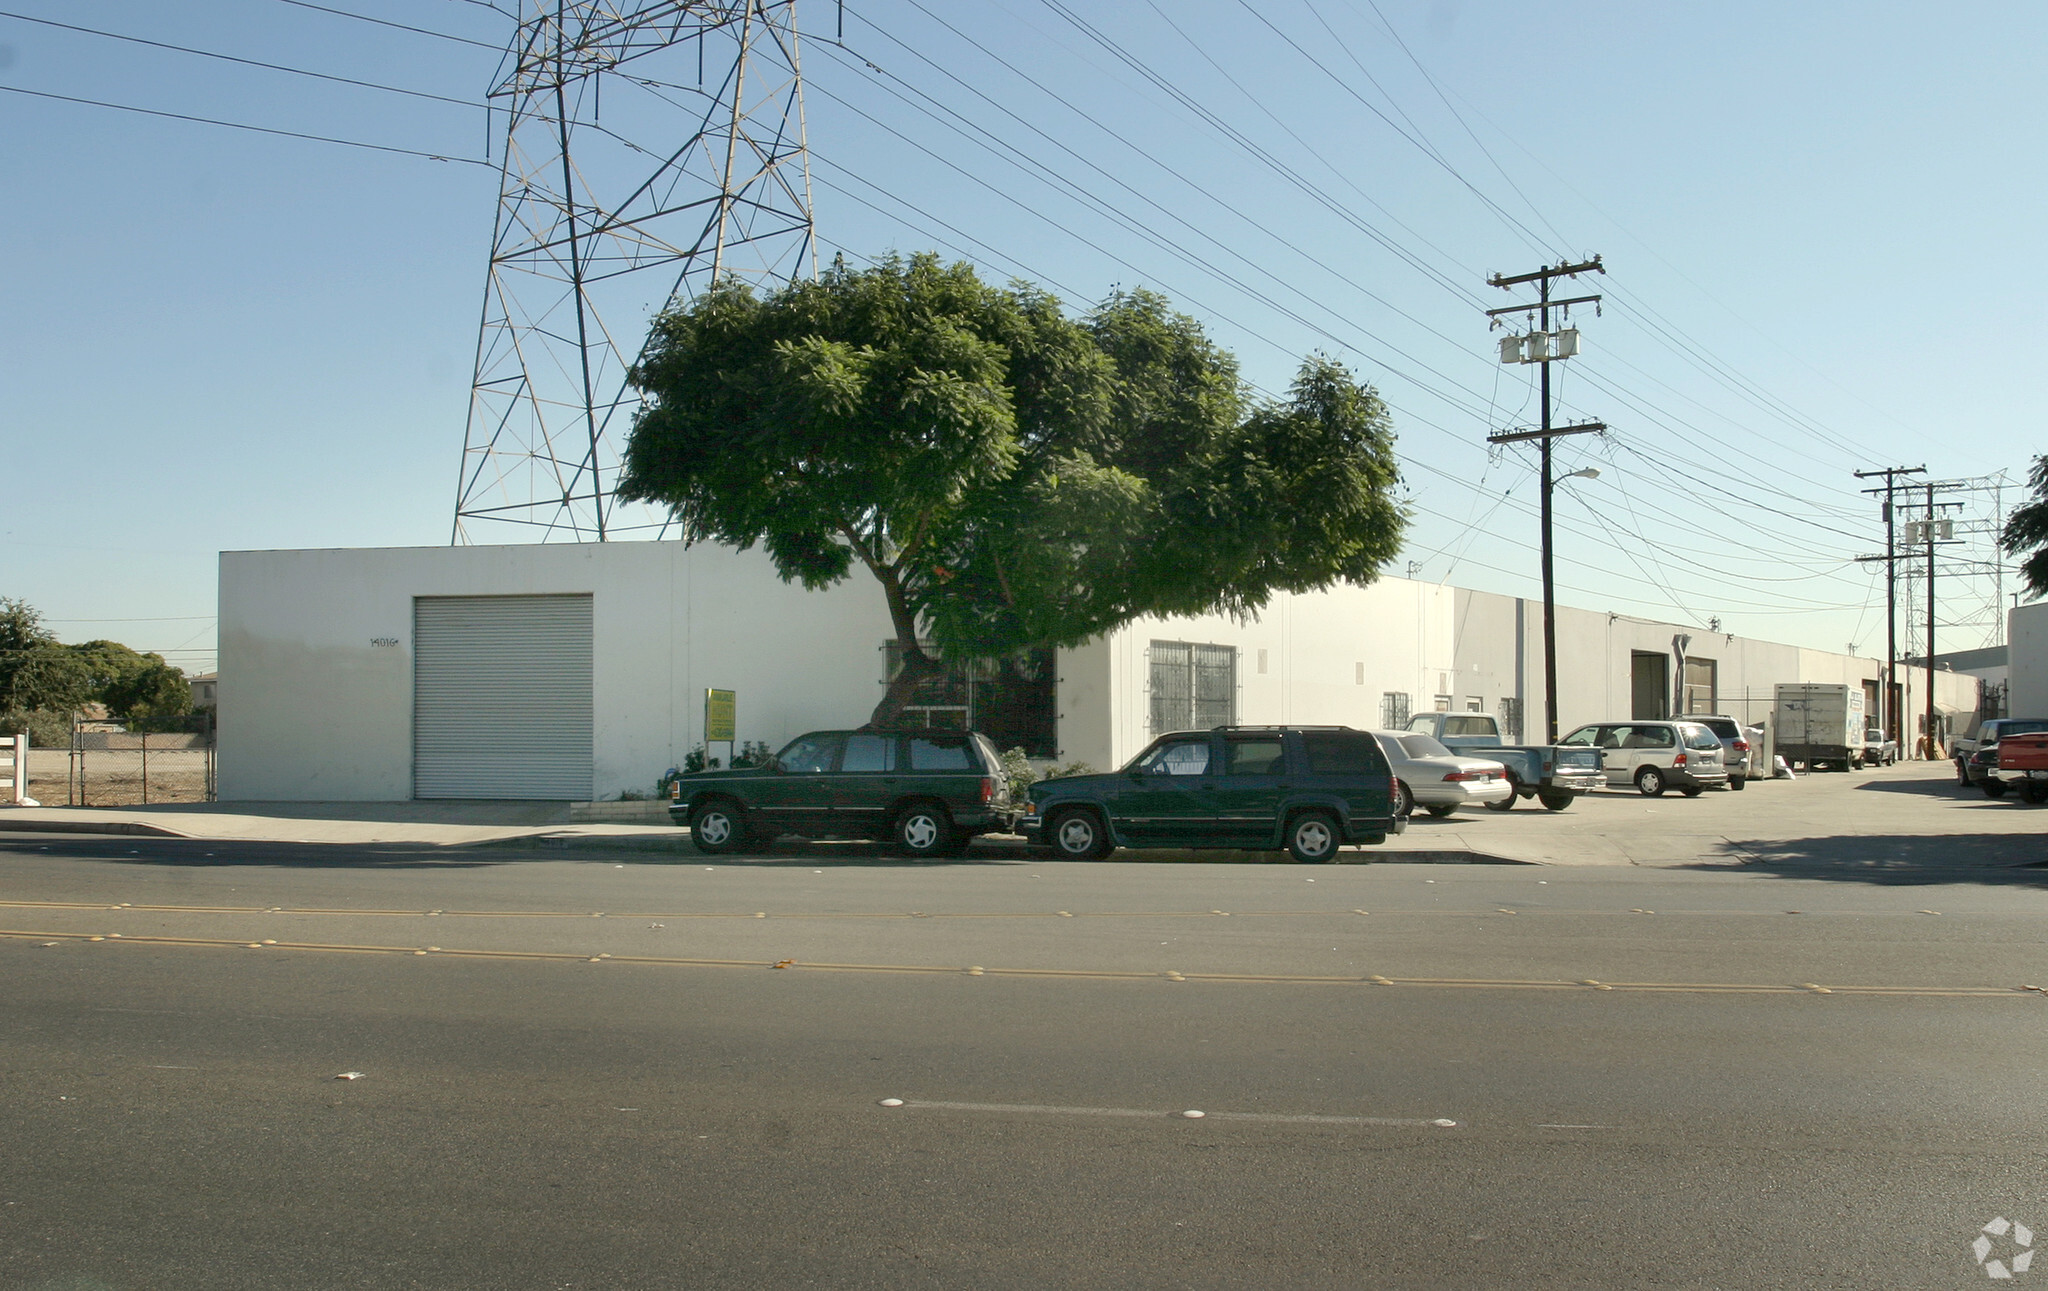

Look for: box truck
[1772,683,1867,771]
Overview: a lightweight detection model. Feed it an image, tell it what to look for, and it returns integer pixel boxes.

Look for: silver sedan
[1371,730,1514,817]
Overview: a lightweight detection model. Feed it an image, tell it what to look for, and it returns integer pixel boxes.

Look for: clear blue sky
[3,0,2041,677]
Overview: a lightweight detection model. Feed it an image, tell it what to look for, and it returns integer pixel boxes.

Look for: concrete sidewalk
[1,763,2042,870]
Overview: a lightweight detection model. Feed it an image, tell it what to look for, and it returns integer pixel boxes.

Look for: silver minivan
[1557,720,1729,797]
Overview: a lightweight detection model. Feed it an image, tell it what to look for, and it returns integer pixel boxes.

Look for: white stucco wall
[220,543,895,801]
[1071,576,1903,770]
[221,543,1962,797]
[2009,604,2048,721]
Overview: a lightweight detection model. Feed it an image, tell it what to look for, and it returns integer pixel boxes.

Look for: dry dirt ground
[22,745,211,806]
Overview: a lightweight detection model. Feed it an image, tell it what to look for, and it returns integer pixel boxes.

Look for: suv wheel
[1287,811,1340,864]
[689,798,746,854]
[894,803,957,858]
[1048,807,1113,860]
[1635,766,1666,797]
[1728,776,1746,791]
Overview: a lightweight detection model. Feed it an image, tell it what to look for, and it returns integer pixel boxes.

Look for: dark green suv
[1016,726,1405,863]
[668,729,1012,857]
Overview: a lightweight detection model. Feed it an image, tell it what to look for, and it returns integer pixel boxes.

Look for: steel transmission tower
[454,0,817,543]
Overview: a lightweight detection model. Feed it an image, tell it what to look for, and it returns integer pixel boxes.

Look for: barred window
[1380,691,1410,729]
[1498,697,1523,742]
[1149,641,1236,732]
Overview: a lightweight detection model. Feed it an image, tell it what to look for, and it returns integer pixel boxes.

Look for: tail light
[1672,752,1687,766]
[980,776,995,804]
[1442,771,1492,781]
[1732,739,1749,752]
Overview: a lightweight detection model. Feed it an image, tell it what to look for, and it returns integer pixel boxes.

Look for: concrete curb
[0,817,192,839]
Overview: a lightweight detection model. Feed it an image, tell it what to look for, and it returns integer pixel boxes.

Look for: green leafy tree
[621,254,1406,726]
[2003,455,2048,599]
[0,598,89,719]
[67,639,190,721]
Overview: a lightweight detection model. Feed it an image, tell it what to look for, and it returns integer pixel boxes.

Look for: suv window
[842,734,897,772]
[907,737,972,771]
[1224,737,1287,775]
[1682,725,1720,751]
[1698,718,1739,739]
[1301,729,1387,775]
[1138,737,1211,776]
[777,733,842,773]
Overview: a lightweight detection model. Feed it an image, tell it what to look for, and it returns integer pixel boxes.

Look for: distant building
[188,672,218,710]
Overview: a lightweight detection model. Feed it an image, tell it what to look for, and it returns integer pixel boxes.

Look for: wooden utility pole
[1855,465,1924,746]
[1487,257,1605,743]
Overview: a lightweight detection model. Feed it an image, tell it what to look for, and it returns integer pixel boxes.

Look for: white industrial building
[218,542,1980,801]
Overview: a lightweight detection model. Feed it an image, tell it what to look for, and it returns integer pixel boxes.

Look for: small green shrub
[1000,747,1094,799]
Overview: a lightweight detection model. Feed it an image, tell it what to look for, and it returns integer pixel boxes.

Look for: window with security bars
[1148,641,1237,732]
[1381,692,1410,729]
[884,641,1057,756]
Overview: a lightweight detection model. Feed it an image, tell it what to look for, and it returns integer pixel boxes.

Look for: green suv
[1016,726,1406,863]
[668,729,1012,857]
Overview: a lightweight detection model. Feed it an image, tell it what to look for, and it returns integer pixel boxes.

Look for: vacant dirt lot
[22,745,212,806]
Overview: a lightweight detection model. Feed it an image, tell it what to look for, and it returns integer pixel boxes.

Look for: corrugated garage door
[414,595,593,800]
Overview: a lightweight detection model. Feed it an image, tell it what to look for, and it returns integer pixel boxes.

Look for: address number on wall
[371,637,400,648]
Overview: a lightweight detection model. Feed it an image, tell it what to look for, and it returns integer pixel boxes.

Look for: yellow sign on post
[704,689,737,744]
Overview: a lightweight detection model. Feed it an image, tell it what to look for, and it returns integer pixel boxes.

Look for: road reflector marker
[1181,1109,1205,1119]
[965,966,984,976]
[1580,979,1612,991]
[1430,1119,1458,1127]
[1800,983,1832,994]
[1367,975,1394,985]
[879,1098,904,1107]
[1164,971,1186,982]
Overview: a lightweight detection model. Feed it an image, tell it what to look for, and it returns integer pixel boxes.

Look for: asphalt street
[4,835,2046,1289]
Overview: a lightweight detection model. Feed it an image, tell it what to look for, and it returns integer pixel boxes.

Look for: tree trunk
[865,562,939,729]
[868,646,942,729]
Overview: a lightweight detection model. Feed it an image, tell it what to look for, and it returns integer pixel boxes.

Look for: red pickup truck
[1996,732,2048,803]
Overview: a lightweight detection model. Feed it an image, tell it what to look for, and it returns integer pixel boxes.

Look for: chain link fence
[65,716,216,805]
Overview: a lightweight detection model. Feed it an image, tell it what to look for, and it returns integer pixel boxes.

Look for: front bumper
[1546,770,1605,794]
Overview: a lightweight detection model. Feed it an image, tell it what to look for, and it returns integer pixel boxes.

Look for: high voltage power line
[8,0,1929,634]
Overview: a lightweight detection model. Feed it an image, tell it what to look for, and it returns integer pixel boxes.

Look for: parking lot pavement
[1,761,2039,872]
[1383,759,2048,870]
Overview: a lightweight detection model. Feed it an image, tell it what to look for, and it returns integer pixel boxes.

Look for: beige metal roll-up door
[414,594,593,800]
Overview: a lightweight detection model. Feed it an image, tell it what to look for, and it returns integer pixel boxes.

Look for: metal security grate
[1381,692,1411,729]
[1149,641,1236,732]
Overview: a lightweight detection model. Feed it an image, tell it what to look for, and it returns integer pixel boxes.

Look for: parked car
[1400,711,1605,810]
[1369,730,1512,817]
[1556,720,1729,797]
[668,728,1012,857]
[1953,718,2048,793]
[1686,714,1754,788]
[1861,725,1899,767]
[1017,725,1406,863]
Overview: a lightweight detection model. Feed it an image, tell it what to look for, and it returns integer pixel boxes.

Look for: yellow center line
[5,928,2040,998]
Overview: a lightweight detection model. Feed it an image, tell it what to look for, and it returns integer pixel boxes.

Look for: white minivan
[1557,720,1729,797]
